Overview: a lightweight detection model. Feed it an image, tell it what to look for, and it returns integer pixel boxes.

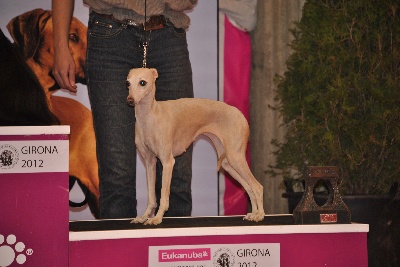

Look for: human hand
[52,48,77,93]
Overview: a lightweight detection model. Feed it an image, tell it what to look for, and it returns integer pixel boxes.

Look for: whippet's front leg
[145,156,175,225]
[131,154,157,224]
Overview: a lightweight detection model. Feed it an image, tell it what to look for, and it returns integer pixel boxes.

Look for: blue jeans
[86,11,193,219]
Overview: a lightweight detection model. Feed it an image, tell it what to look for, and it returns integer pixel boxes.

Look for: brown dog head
[6,8,87,96]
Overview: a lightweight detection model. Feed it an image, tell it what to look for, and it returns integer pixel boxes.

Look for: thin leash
[142,0,149,68]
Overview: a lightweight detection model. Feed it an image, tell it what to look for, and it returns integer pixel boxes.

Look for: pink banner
[0,127,69,267]
[223,16,252,215]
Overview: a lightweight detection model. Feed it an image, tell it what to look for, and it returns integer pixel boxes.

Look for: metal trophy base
[293,166,351,224]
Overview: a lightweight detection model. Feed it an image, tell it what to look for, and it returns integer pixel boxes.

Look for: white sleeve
[219,0,257,32]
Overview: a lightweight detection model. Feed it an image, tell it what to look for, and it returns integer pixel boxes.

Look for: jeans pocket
[167,25,187,38]
[88,14,125,38]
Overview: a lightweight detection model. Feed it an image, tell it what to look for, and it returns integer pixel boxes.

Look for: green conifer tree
[273,0,400,194]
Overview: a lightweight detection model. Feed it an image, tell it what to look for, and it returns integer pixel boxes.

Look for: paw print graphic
[0,234,33,266]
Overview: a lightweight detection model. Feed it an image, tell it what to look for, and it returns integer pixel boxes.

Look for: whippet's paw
[243,212,265,222]
[131,215,149,224]
[144,216,163,225]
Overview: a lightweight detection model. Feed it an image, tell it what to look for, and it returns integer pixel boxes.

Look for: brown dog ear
[6,8,52,60]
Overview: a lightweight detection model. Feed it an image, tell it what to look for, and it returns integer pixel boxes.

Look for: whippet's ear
[150,68,158,79]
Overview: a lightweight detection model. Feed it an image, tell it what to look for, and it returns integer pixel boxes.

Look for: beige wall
[250,0,306,213]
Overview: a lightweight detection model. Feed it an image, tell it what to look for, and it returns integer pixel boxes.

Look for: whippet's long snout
[127,96,135,107]
[126,80,135,106]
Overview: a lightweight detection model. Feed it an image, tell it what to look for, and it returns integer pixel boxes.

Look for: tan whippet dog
[126,68,265,225]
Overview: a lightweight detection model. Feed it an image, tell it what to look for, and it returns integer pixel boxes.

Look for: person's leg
[147,24,194,216]
[86,13,143,218]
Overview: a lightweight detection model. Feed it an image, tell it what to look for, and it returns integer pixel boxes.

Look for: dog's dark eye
[126,80,131,88]
[139,80,147,86]
[69,33,79,43]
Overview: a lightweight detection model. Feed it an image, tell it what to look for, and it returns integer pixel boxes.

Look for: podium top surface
[69,215,369,241]
[0,126,70,135]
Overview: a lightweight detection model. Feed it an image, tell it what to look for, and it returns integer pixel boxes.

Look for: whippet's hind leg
[221,156,265,222]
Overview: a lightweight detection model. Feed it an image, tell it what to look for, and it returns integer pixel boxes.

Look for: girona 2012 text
[22,159,44,168]
[239,262,258,267]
